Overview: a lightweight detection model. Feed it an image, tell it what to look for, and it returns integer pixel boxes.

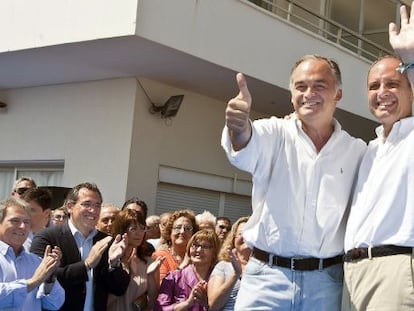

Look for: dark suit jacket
[31,223,130,311]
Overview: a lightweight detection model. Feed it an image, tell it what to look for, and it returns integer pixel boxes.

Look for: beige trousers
[342,253,414,311]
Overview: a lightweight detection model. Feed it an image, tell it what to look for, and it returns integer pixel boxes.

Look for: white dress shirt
[222,116,366,258]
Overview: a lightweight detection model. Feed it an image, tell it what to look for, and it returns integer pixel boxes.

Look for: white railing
[246,0,394,62]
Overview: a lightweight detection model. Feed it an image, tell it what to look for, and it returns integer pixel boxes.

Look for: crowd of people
[0,178,242,311]
[1,2,414,311]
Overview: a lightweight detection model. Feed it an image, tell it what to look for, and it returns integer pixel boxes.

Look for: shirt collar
[375,116,414,141]
[0,240,25,258]
[68,219,97,241]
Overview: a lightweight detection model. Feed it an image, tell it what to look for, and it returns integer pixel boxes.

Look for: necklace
[169,247,182,264]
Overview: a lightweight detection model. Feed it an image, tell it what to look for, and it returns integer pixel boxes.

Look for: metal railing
[246,0,394,62]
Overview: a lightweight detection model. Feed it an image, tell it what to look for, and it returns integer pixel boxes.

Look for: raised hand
[389,1,414,61]
[228,247,242,278]
[225,73,253,150]
[147,255,165,275]
[108,233,128,266]
[187,280,208,307]
[27,245,61,292]
[85,235,113,269]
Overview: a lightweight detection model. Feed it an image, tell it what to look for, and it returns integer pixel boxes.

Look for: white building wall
[0,78,137,204]
[0,0,138,51]
[0,76,252,211]
[126,78,253,211]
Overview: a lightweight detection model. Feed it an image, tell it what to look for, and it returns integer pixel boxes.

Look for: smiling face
[290,58,341,125]
[234,222,249,253]
[368,57,413,136]
[171,216,193,250]
[67,188,102,237]
[0,205,31,254]
[189,238,214,267]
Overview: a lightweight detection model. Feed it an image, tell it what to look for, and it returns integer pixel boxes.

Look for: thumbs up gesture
[225,73,252,150]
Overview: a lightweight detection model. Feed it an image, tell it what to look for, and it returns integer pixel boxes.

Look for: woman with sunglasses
[155,229,221,311]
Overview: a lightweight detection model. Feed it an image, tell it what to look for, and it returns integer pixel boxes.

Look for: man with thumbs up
[221,55,366,310]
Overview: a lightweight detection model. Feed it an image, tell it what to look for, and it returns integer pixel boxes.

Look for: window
[0,160,64,200]
[155,183,251,223]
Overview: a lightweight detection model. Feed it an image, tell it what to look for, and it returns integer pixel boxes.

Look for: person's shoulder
[37,223,66,237]
[252,116,283,126]
[152,248,170,257]
[336,123,367,148]
[341,132,367,149]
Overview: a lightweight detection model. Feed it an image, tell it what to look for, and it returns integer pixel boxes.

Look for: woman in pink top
[155,230,221,311]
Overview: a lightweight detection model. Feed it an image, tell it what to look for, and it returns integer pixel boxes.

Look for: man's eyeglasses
[14,187,30,195]
[190,243,212,250]
[79,201,102,210]
[172,225,193,233]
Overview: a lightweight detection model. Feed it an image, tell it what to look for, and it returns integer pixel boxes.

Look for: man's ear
[335,88,343,101]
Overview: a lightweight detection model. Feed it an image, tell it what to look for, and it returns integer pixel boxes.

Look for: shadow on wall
[39,186,71,210]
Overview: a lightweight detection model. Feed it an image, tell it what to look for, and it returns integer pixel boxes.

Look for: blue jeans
[235,256,343,311]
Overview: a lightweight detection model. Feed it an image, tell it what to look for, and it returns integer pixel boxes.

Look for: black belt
[252,247,343,271]
[344,245,413,262]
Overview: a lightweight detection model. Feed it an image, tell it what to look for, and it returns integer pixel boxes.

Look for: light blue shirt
[68,220,97,311]
[23,231,33,252]
[0,240,65,311]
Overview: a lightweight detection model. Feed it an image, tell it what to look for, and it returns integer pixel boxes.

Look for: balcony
[247,0,408,62]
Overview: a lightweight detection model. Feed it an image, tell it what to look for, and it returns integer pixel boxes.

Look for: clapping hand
[108,233,128,266]
[188,280,208,308]
[228,247,242,278]
[28,245,61,292]
[147,255,165,275]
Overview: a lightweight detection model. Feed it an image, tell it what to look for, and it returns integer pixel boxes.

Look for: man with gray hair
[222,55,366,310]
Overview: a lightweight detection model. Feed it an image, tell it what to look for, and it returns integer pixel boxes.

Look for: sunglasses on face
[14,187,30,195]
[218,225,230,230]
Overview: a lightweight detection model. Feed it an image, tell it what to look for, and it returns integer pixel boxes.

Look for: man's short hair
[290,54,342,90]
[0,197,30,223]
[65,182,103,205]
[21,188,53,211]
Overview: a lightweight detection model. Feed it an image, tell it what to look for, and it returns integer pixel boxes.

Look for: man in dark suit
[31,182,130,311]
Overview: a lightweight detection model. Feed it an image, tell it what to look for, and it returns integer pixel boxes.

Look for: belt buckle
[351,248,363,261]
[291,257,302,271]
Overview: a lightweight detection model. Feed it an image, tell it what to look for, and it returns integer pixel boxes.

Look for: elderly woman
[155,230,221,311]
[107,209,163,311]
[152,209,197,283]
[207,216,251,311]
